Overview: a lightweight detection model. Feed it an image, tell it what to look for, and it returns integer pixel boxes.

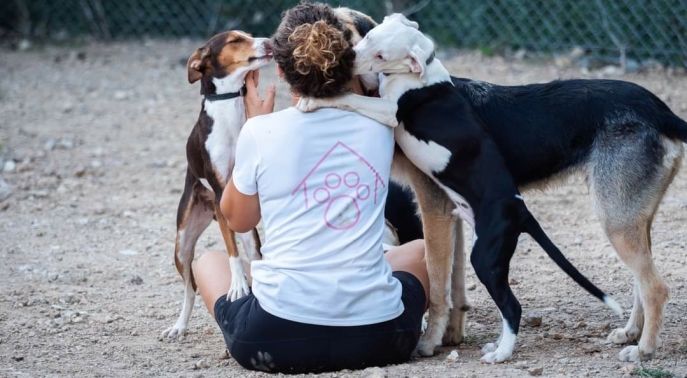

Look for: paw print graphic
[312,172,371,230]
[291,141,386,231]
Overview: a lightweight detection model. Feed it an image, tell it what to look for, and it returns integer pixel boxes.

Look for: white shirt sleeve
[231,123,260,196]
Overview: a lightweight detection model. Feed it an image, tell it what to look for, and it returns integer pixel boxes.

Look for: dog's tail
[646,91,687,143]
[662,113,687,143]
[522,213,623,316]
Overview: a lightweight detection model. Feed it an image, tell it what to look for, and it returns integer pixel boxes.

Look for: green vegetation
[632,367,674,378]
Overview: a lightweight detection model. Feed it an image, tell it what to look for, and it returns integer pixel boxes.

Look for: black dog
[329,13,687,362]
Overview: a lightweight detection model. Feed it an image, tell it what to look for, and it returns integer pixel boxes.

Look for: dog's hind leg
[405,164,456,356]
[592,132,683,361]
[163,180,214,340]
[443,219,469,346]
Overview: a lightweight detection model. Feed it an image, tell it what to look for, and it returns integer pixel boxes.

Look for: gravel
[1,40,686,377]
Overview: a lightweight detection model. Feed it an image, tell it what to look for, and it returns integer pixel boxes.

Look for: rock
[18,39,31,51]
[513,49,527,61]
[114,90,129,101]
[193,358,210,370]
[56,138,74,150]
[528,367,543,376]
[446,349,459,362]
[129,276,143,285]
[219,349,231,360]
[600,65,622,77]
[74,166,87,177]
[524,312,542,327]
[620,363,636,376]
[364,367,385,378]
[44,139,57,151]
[582,343,601,354]
[119,249,138,256]
[0,177,13,202]
[3,160,16,173]
[62,103,74,114]
[12,355,24,362]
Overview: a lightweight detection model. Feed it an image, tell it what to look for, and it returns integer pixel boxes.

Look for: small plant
[632,366,673,378]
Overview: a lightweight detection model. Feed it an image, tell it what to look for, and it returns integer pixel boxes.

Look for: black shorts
[214,271,426,374]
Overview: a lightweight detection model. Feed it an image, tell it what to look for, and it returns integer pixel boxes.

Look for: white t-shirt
[231,106,402,326]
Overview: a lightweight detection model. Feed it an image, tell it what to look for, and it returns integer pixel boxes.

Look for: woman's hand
[244,70,276,119]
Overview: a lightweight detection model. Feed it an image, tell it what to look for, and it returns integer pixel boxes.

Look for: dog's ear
[407,44,429,78]
[383,13,419,29]
[187,47,209,84]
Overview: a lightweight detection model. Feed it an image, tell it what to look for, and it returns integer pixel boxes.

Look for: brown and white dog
[161,31,272,340]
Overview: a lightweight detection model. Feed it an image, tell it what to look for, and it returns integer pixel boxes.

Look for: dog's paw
[296,97,318,113]
[618,345,641,362]
[415,339,437,357]
[481,342,498,355]
[607,327,639,345]
[480,349,512,364]
[160,324,187,341]
[607,328,629,344]
[227,275,250,302]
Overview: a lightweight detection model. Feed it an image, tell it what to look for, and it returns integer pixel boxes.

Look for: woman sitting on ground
[192,3,428,373]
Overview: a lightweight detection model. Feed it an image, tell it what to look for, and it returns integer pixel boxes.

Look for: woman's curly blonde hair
[272,3,355,98]
[290,20,349,86]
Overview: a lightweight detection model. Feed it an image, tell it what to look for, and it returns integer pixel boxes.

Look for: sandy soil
[1,40,686,377]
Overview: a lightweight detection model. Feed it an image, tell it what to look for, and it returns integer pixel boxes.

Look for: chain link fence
[1,0,686,67]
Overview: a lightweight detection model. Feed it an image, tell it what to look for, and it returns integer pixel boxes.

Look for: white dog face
[353,13,435,78]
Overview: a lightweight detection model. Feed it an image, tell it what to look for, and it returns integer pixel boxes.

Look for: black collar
[204,85,246,102]
[425,50,435,65]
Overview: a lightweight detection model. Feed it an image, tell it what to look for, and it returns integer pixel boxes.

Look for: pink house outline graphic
[291,141,386,211]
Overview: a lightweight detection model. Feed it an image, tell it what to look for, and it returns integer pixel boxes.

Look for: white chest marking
[394,124,452,173]
[204,98,245,184]
[394,124,475,226]
[199,178,212,191]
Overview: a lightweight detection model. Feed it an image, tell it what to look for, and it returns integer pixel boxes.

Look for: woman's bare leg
[192,250,232,318]
[194,241,428,317]
[385,239,430,309]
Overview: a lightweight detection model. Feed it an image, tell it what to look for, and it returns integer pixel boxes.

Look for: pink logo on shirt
[291,141,385,230]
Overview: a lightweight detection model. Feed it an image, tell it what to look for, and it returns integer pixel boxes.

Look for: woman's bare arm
[220,178,261,233]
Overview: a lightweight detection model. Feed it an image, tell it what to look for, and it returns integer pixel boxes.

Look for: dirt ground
[1,40,686,377]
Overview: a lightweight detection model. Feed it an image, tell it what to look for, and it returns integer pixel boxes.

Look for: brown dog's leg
[215,206,239,258]
[443,219,469,345]
[215,207,250,301]
[594,138,683,361]
[163,179,214,340]
[400,158,457,357]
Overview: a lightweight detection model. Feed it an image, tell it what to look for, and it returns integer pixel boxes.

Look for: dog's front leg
[297,94,398,127]
[470,203,522,363]
[405,166,456,356]
[215,208,250,301]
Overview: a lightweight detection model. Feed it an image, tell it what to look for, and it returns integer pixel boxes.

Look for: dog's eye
[375,53,385,61]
